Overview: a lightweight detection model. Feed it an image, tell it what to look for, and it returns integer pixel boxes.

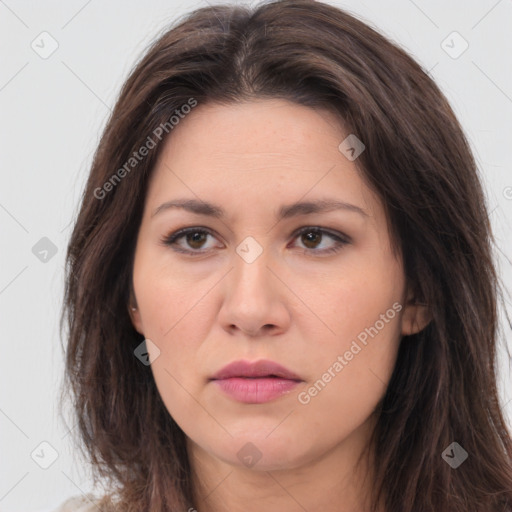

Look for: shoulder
[52,494,114,512]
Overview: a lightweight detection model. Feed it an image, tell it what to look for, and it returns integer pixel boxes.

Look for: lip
[210,359,303,404]
[211,359,302,380]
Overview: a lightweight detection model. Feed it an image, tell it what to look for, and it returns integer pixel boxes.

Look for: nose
[217,247,291,337]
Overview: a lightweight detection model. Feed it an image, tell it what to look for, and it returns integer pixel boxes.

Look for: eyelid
[160,226,222,253]
[160,225,351,256]
[290,225,351,244]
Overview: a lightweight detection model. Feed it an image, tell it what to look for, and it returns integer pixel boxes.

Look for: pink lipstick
[210,359,303,404]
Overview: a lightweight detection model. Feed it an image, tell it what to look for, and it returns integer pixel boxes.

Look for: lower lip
[212,377,301,404]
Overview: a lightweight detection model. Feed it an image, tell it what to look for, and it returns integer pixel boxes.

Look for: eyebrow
[151,198,369,220]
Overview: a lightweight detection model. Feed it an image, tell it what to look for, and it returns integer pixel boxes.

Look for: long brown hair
[60,1,512,510]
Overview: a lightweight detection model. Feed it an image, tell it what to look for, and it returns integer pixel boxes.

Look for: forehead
[153,98,345,174]
[144,99,380,222]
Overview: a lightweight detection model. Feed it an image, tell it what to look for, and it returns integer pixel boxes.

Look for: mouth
[210,359,302,380]
[210,359,303,404]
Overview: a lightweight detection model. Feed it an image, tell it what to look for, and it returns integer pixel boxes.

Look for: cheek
[149,362,205,442]
[134,262,213,355]
[295,312,401,443]
[133,268,212,415]
[306,256,404,344]
[134,255,206,339]
[145,318,208,432]
[295,257,404,403]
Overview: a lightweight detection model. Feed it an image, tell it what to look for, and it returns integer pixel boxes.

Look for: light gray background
[1,1,511,510]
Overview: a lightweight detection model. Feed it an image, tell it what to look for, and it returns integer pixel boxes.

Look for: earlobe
[128,303,145,336]
[401,291,432,336]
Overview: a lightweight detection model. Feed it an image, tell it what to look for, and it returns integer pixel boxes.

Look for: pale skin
[129,99,430,512]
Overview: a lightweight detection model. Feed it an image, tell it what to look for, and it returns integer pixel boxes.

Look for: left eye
[160,226,350,256]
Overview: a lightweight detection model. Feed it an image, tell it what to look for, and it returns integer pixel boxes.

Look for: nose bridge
[231,236,273,298]
[218,235,288,335]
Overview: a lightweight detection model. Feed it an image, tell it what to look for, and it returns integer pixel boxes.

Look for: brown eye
[161,228,219,254]
[185,231,209,249]
[291,227,350,255]
[161,226,350,256]
[300,230,323,249]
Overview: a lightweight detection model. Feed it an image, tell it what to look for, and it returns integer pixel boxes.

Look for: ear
[401,287,431,336]
[128,293,144,336]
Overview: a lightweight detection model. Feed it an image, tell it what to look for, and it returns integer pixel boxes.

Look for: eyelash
[160,226,350,256]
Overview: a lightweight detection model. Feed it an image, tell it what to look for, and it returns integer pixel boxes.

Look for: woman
[58,0,512,510]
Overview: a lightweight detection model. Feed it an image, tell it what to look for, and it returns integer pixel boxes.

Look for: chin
[205,434,311,472]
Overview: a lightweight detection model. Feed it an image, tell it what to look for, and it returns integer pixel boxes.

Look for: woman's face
[129,99,427,473]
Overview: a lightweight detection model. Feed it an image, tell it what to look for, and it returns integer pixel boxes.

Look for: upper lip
[210,359,302,381]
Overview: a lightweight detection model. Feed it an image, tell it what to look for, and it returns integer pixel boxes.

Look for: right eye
[160,227,221,255]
